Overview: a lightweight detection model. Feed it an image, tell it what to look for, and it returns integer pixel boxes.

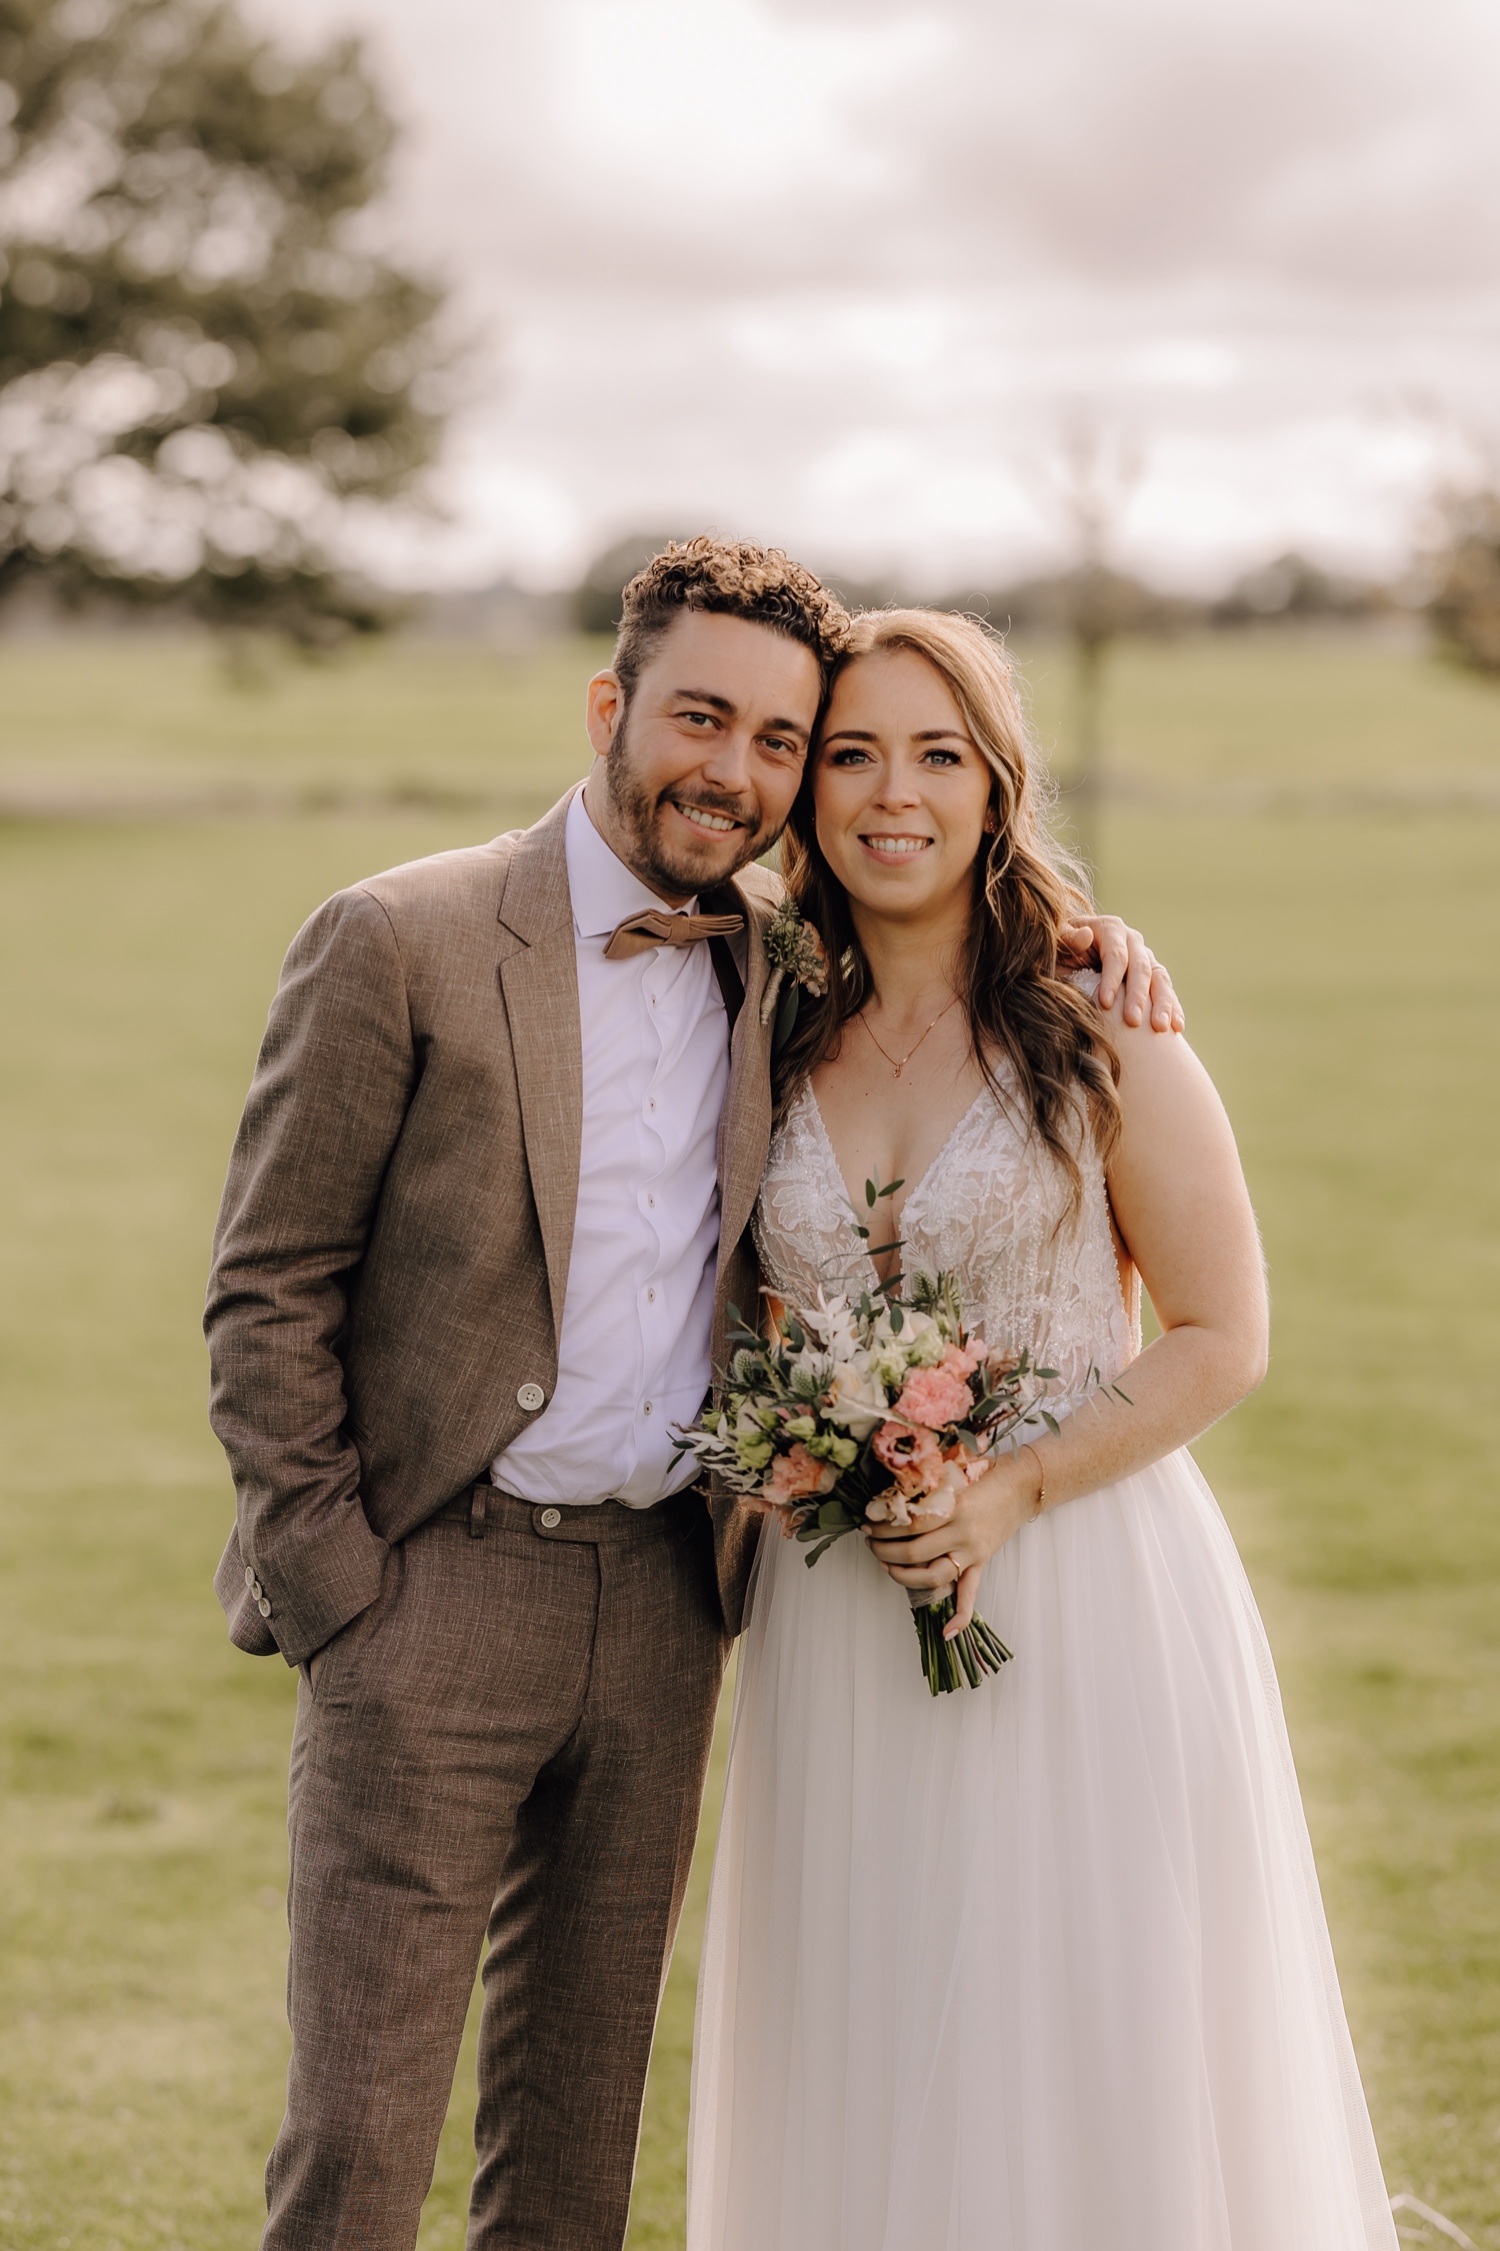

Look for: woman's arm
[868,998,1268,1631]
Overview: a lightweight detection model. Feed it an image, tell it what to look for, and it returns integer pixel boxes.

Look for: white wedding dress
[687,1047,1398,2251]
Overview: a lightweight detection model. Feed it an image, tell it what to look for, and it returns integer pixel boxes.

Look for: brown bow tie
[603,909,744,961]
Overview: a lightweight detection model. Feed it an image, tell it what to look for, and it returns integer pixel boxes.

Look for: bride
[686,608,1397,2250]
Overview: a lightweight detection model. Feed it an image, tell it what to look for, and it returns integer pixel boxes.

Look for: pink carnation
[941,1339,983,1379]
[894,1362,975,1431]
[765,1442,839,1508]
[871,1420,944,1497]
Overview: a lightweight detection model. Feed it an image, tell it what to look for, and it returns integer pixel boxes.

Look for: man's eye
[761,736,803,758]
[681,709,714,727]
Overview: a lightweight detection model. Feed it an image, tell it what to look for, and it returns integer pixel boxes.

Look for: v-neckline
[801,1082,992,1286]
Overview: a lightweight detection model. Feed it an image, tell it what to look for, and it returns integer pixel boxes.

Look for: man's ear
[585,671,624,760]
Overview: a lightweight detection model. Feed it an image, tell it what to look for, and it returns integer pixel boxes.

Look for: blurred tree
[1044,415,1143,875]
[1428,495,1500,677]
[575,531,686,636]
[942,568,1199,641]
[0,0,447,646]
[1211,551,1390,627]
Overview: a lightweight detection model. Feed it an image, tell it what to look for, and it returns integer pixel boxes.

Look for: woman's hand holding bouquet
[674,1212,1061,1695]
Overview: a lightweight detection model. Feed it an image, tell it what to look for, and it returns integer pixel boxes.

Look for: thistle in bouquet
[675,1185,1064,1695]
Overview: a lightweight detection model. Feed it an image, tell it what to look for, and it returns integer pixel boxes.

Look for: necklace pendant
[894,1063,904,1080]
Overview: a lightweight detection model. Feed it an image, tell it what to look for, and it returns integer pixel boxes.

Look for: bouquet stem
[908,1591,1013,1697]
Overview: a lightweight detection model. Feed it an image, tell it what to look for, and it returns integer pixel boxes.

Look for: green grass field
[1,629,1499,2249]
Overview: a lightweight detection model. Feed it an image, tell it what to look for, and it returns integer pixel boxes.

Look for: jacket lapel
[496,792,583,1352]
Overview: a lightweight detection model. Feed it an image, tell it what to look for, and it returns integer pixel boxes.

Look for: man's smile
[668,799,748,836]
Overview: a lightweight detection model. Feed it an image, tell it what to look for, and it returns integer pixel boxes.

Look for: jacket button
[539,1507,562,1529]
[517,1382,545,1412]
[244,1564,256,1589]
[257,1596,272,1618]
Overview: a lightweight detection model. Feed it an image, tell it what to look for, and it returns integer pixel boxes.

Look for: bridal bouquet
[675,1221,1059,1695]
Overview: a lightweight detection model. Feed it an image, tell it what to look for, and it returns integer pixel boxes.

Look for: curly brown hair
[775,607,1121,1205]
[613,536,852,703]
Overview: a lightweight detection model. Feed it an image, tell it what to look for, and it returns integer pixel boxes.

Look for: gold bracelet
[1020,1442,1047,1519]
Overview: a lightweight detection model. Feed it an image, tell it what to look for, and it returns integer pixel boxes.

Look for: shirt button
[649,1098,656,1111]
[517,1382,545,1412]
[539,1507,562,1529]
[643,1401,653,1416]
[648,1195,655,1208]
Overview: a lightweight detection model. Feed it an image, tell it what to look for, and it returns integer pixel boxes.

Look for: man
[205,536,1179,2249]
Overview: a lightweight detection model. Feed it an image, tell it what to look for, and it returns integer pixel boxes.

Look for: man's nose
[698,726,757,793]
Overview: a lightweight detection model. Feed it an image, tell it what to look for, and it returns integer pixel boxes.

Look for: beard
[604,714,775,896]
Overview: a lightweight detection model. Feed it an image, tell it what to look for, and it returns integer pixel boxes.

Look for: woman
[686,610,1397,2251]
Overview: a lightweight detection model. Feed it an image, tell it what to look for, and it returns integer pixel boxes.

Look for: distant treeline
[414,535,1400,649]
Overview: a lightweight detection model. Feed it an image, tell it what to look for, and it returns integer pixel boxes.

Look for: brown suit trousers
[270,1490,727,2250]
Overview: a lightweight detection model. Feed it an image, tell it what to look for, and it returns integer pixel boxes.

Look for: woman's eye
[829,747,871,766]
[922,748,961,766]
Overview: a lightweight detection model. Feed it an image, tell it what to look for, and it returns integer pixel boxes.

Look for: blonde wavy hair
[776,607,1122,1200]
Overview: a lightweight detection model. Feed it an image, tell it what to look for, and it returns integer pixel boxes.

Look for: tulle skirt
[687,1450,1398,2251]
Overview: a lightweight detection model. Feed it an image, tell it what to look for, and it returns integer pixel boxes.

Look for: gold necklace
[857,995,960,1081]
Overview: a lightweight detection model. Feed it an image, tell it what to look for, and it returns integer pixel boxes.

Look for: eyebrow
[822,725,971,744]
[670,686,736,713]
[671,688,810,743]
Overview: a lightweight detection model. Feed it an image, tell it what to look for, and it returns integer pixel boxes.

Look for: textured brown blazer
[206,788,776,1666]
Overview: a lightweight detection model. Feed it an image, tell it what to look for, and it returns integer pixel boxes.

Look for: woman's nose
[872,764,921,809]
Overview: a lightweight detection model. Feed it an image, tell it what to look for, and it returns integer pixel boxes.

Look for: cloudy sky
[253,0,1500,592]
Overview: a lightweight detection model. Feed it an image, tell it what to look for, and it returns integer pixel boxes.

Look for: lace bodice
[755,1057,1138,1403]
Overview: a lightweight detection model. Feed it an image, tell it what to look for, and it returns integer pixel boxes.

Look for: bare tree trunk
[1068,624,1105,878]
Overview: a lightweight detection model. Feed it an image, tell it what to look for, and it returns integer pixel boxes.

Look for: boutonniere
[761,894,829,1052]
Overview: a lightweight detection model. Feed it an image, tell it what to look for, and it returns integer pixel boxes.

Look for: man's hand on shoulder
[1060,915,1184,1034]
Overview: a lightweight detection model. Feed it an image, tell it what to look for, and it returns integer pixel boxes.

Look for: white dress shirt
[493,789,732,1506]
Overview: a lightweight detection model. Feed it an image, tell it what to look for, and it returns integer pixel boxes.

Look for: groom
[205,535,1179,2249]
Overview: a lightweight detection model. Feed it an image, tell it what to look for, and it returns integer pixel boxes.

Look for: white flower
[823,1358,888,1438]
[901,1312,946,1368]
[798,1288,862,1365]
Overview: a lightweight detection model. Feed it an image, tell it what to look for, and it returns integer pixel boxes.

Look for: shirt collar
[566,785,700,939]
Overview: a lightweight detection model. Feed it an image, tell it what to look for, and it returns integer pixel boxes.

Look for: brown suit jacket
[205,789,777,1666]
